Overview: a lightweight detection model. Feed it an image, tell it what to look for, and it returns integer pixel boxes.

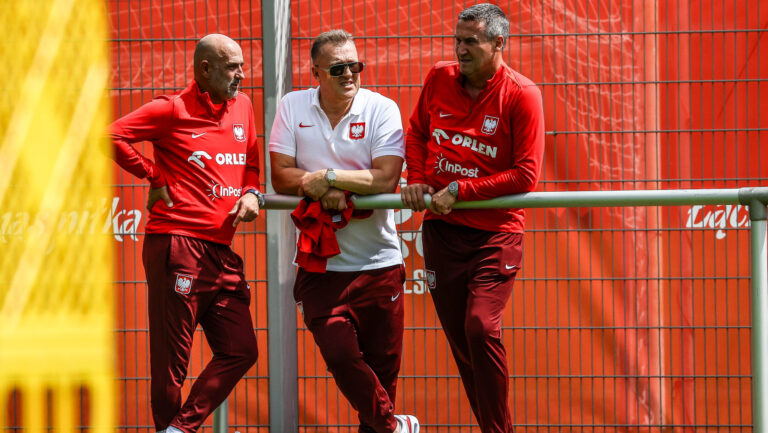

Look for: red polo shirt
[110,81,260,244]
[406,61,545,233]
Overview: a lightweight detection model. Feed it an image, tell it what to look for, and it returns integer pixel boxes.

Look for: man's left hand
[300,169,331,200]
[229,193,261,227]
[429,186,457,215]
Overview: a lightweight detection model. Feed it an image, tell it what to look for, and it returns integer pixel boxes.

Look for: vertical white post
[212,398,227,433]
[750,200,768,433]
[263,2,298,433]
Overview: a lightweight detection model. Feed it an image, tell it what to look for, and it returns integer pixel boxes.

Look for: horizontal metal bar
[377,79,767,87]
[538,178,768,184]
[511,276,749,281]
[548,127,768,135]
[399,325,752,331]
[407,373,752,379]
[536,78,768,85]
[119,373,269,381]
[302,373,752,380]
[110,85,265,92]
[115,326,269,332]
[508,424,752,428]
[300,424,753,429]
[523,228,748,233]
[115,274,749,283]
[263,188,768,210]
[109,37,263,43]
[299,79,768,89]
[110,177,768,188]
[293,28,768,40]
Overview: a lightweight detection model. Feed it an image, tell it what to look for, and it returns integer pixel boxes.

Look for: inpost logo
[205,180,242,201]
[434,153,479,178]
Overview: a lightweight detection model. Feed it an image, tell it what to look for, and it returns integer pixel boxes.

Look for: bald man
[110,33,262,433]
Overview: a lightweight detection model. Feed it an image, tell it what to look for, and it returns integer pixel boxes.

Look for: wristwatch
[244,188,266,208]
[324,168,337,187]
[447,181,459,198]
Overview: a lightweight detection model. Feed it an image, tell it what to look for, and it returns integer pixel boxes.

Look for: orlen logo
[434,153,479,178]
[206,180,242,201]
[431,128,497,158]
[188,151,246,169]
[685,204,750,239]
[214,153,246,165]
[188,151,212,168]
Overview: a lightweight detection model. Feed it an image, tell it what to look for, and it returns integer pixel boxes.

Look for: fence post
[750,200,768,433]
[262,2,298,433]
[212,399,228,433]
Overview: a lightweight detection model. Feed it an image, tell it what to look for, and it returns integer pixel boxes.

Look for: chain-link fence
[102,1,767,432]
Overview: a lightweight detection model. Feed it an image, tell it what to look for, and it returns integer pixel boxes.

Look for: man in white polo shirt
[268,30,420,433]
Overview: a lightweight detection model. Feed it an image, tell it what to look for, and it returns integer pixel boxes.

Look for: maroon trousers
[422,220,523,433]
[294,264,405,433]
[143,234,258,433]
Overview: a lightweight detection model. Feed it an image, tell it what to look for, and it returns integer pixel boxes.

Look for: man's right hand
[320,188,348,211]
[147,185,173,212]
[401,183,435,211]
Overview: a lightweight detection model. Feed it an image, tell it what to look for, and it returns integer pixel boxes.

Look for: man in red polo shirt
[402,4,545,433]
[110,34,262,433]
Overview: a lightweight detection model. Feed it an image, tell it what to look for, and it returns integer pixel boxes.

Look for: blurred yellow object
[0,0,114,431]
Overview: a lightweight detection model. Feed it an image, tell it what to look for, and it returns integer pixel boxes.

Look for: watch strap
[244,188,266,207]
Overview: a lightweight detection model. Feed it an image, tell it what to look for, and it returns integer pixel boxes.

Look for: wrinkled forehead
[316,40,358,65]
[455,19,488,38]
[218,42,244,63]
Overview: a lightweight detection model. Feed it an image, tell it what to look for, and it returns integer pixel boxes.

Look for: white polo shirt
[269,87,405,272]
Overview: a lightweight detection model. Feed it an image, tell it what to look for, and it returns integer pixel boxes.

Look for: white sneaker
[394,414,420,433]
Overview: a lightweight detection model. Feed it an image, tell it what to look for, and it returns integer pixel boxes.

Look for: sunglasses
[314,61,365,77]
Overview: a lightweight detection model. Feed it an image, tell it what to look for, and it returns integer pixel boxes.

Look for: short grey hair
[458,3,509,46]
[310,30,354,63]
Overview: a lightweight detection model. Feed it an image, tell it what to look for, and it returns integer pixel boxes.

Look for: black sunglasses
[314,61,365,77]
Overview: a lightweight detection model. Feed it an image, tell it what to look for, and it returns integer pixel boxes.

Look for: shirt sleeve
[370,97,405,160]
[268,94,296,157]
[459,84,545,200]
[404,67,436,185]
[242,103,262,192]
[109,97,173,188]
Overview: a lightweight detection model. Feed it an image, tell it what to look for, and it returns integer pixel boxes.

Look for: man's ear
[311,65,319,80]
[495,35,505,51]
[200,59,211,77]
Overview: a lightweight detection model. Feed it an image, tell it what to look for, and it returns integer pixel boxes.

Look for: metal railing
[211,186,768,433]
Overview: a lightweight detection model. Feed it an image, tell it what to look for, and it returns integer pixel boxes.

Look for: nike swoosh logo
[298,122,314,128]
[439,112,453,118]
[191,132,206,138]
[505,264,519,270]
[391,292,401,302]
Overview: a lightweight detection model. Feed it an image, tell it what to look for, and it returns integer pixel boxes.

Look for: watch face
[325,169,336,185]
[448,181,458,196]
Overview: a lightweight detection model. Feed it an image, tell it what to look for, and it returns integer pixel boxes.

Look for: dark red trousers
[294,264,405,433]
[143,234,258,433]
[422,220,523,433]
